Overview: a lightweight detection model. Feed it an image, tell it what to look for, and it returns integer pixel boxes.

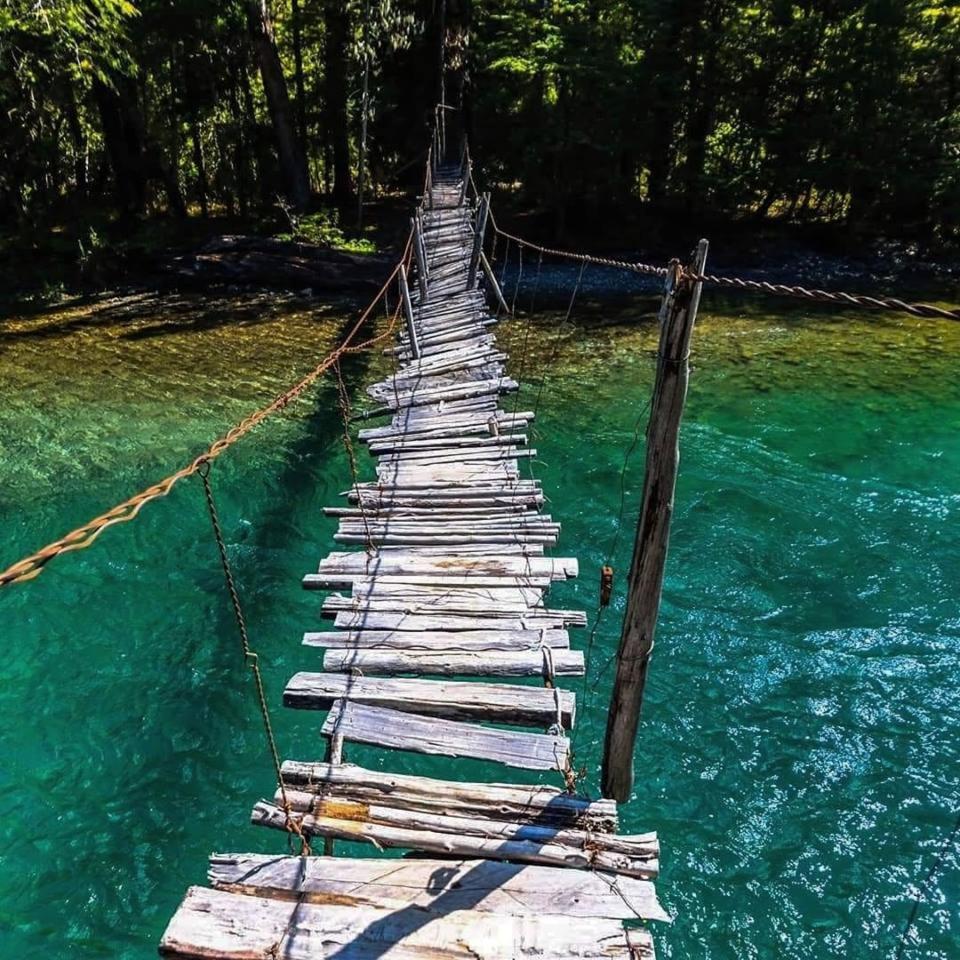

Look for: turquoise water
[1,288,958,958]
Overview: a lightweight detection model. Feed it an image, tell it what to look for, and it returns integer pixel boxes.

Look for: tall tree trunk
[324,0,353,205]
[246,0,311,211]
[230,60,250,217]
[682,3,721,213]
[92,75,147,216]
[291,0,308,146]
[446,0,472,148]
[191,113,209,216]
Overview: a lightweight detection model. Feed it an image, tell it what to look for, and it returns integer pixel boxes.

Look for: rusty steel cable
[489,219,960,322]
[0,236,412,589]
[196,461,310,855]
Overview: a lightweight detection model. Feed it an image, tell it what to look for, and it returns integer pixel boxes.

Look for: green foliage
[276,208,377,253]
[0,0,957,259]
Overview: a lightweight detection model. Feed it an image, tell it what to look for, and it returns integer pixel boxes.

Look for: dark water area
[1,283,958,958]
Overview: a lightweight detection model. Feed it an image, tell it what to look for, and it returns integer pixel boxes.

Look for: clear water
[1,287,958,958]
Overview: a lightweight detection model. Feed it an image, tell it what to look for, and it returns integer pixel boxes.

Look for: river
[1,282,958,958]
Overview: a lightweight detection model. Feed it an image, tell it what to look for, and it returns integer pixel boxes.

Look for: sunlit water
[1,284,958,958]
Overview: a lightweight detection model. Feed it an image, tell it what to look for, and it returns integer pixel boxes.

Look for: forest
[2,0,959,266]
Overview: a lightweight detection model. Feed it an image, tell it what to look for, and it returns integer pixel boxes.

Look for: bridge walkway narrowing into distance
[160,162,667,959]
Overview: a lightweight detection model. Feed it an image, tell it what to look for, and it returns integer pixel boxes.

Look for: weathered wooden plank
[207,854,666,919]
[277,761,616,830]
[303,627,570,651]
[366,433,527,453]
[347,581,545,606]
[371,377,519,410]
[329,607,588,629]
[161,884,651,959]
[277,794,657,867]
[335,531,556,547]
[307,572,553,591]
[285,675,574,728]
[321,648,585,677]
[320,700,571,770]
[375,543,546,556]
[253,800,657,880]
[345,480,542,496]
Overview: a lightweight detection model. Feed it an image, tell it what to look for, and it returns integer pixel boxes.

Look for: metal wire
[197,461,310,855]
[490,223,960,321]
[0,236,413,589]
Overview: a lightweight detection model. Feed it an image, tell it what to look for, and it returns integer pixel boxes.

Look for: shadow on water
[242,310,377,608]
[0,290,342,344]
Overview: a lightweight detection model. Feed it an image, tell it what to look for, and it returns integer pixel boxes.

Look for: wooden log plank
[375,543,546,556]
[370,447,535,465]
[161,884,652,959]
[303,627,571,651]
[207,854,665,919]
[372,378,518,410]
[366,434,527,453]
[334,532,557,546]
[323,505,535,518]
[346,581,545,605]
[319,700,571,770]
[285,675,574,729]
[312,554,577,581]
[253,800,656,879]
[303,564,551,596]
[329,608,588,629]
[277,794,657,866]
[277,761,616,829]
[321,648,585,677]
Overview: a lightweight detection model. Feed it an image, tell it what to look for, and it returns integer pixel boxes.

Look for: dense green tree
[0,0,957,246]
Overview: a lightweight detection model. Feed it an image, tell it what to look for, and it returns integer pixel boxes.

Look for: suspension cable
[0,235,412,589]
[196,461,310,855]
[490,222,960,321]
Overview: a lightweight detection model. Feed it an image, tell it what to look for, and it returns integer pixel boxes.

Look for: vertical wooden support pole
[480,251,510,314]
[601,239,709,803]
[411,216,428,300]
[468,193,490,289]
[460,157,471,206]
[399,265,420,359]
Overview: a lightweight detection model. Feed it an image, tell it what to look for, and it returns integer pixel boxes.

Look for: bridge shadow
[244,789,620,958]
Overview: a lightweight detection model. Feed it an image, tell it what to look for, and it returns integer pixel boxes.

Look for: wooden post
[459,157,471,206]
[601,239,709,803]
[480,250,510,314]
[468,193,490,289]
[399,265,420,359]
[411,216,428,300]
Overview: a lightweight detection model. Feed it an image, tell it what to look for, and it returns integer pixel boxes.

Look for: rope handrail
[0,234,413,590]
[489,208,960,322]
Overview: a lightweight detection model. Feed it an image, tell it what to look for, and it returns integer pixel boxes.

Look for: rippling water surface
[1,287,958,958]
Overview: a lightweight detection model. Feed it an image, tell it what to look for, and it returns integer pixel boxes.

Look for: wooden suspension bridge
[158,132,697,959]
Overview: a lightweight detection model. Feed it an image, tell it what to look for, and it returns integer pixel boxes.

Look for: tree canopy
[1,0,957,246]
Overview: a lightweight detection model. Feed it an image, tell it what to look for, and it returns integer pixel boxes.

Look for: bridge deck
[160,167,664,959]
